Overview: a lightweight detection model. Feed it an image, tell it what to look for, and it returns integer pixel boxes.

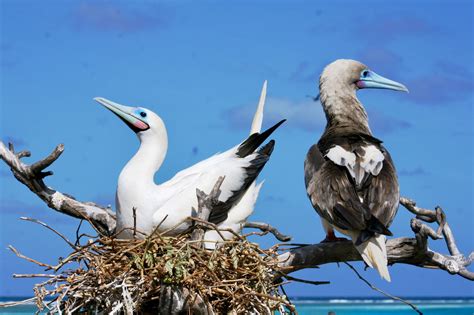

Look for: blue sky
[1,0,473,298]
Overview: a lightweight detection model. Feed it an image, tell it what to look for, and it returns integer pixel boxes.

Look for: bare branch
[7,245,53,269]
[20,217,78,250]
[278,198,473,281]
[190,176,225,244]
[0,297,37,308]
[278,237,424,271]
[244,221,292,242]
[0,141,116,235]
[132,207,137,239]
[13,274,61,278]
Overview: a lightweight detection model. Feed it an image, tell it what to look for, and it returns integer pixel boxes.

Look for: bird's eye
[362,70,370,78]
[140,111,147,118]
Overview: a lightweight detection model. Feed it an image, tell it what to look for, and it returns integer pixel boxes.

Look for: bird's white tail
[250,80,267,135]
[350,233,391,282]
[203,182,264,250]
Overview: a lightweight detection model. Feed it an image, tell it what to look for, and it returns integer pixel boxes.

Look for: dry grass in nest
[4,218,296,314]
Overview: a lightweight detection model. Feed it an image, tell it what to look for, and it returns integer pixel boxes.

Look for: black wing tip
[237,119,286,158]
[258,139,275,156]
[207,200,229,225]
[275,118,287,127]
[256,119,286,139]
[269,119,286,134]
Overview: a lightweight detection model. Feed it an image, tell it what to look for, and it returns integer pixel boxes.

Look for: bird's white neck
[119,131,168,188]
[319,79,372,135]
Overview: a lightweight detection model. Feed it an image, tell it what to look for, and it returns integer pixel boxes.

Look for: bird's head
[94,97,166,142]
[321,59,408,93]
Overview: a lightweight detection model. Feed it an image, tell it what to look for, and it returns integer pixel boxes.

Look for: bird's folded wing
[325,142,399,228]
[305,144,370,231]
[362,148,400,227]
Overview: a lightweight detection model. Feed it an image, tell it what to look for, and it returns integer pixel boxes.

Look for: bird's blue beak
[94,97,149,132]
[357,70,409,93]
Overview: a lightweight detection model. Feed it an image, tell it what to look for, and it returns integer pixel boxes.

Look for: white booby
[95,82,285,248]
[304,59,408,281]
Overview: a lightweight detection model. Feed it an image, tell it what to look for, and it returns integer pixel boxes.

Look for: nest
[7,219,295,314]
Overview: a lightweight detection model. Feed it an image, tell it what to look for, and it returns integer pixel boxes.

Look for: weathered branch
[278,237,422,271]
[20,216,78,250]
[244,221,292,242]
[401,198,473,280]
[278,198,473,281]
[0,141,116,235]
[190,176,225,245]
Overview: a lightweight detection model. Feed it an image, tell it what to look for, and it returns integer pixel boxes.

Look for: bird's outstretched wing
[208,140,275,224]
[156,120,284,226]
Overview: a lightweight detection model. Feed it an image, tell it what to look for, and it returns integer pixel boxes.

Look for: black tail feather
[258,139,275,156]
[236,119,286,157]
[355,216,393,246]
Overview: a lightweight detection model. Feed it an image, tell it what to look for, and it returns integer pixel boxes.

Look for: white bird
[95,82,285,248]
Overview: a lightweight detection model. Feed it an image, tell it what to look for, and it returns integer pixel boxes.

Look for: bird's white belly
[115,184,173,238]
[115,197,159,238]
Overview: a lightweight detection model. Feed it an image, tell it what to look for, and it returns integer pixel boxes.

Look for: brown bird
[304,59,408,281]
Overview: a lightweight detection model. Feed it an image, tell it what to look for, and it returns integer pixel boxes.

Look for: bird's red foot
[320,233,348,243]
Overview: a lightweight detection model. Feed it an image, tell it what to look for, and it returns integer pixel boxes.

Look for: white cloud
[223,97,327,132]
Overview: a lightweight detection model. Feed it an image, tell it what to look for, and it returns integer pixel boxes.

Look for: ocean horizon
[0,296,473,314]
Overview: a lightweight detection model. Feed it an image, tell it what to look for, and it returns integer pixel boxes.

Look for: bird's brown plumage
[305,59,406,281]
[304,130,399,245]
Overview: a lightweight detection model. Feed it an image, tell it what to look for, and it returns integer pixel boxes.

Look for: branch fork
[0,141,116,235]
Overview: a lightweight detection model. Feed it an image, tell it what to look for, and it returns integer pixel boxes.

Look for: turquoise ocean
[0,297,473,314]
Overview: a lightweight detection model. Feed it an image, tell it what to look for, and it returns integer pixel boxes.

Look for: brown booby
[304,59,408,281]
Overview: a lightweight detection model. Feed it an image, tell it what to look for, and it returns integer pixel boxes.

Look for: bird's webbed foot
[320,232,348,243]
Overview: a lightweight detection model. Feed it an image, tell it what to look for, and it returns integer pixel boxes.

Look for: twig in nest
[0,297,37,308]
[2,214,298,314]
[75,219,84,246]
[191,176,225,244]
[20,217,78,250]
[7,246,53,268]
[13,274,62,278]
[344,262,422,315]
[243,221,292,242]
[133,207,137,239]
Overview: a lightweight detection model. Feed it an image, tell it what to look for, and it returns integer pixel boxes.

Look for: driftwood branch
[0,141,116,235]
[190,176,225,244]
[400,198,473,280]
[278,198,473,281]
[244,221,292,242]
